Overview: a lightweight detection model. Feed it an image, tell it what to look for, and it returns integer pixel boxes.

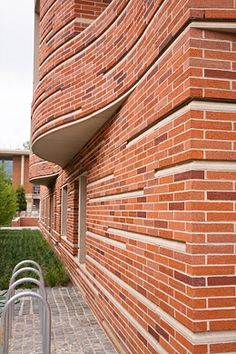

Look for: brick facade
[30,1,236,352]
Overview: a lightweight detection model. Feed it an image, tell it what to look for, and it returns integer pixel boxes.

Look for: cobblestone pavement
[8,287,117,354]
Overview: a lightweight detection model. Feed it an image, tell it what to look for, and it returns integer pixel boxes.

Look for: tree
[16,186,27,212]
[0,166,17,226]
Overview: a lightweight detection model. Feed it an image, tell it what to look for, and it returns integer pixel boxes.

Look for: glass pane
[0,158,13,178]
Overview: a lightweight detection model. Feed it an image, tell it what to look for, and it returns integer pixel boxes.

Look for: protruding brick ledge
[89,189,144,203]
[127,100,236,148]
[29,172,59,186]
[191,21,236,33]
[87,174,114,188]
[155,161,236,179]
[107,227,186,253]
[87,231,126,249]
[32,89,133,167]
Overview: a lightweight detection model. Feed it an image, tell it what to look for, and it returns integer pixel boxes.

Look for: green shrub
[15,186,27,212]
[0,165,16,226]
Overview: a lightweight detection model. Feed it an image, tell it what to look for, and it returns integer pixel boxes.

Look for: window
[33,185,40,194]
[49,194,53,231]
[0,158,13,178]
[61,186,68,236]
[32,198,40,212]
[42,199,46,222]
[45,197,49,227]
[78,175,87,263]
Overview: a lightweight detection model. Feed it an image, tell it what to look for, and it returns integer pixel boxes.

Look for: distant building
[0,149,40,213]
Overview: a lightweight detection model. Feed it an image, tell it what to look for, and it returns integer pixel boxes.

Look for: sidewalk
[8,287,117,354]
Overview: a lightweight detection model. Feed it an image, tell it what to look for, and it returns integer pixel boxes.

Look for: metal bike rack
[11,260,45,314]
[0,260,51,354]
[12,260,43,275]
[10,263,45,320]
[8,267,45,333]
[9,267,44,288]
[0,260,43,316]
[6,277,46,338]
[0,292,51,354]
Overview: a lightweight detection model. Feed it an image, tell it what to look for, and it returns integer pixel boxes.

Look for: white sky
[0,0,34,149]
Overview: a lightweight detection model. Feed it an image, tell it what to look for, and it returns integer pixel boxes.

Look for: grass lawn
[0,229,69,289]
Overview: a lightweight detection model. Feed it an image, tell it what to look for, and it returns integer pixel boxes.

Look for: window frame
[78,174,87,263]
[61,185,68,237]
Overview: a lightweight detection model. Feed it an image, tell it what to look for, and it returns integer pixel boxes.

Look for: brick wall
[12,154,32,193]
[31,0,236,353]
[12,217,38,227]
[23,156,32,194]
[38,0,112,79]
[12,155,22,190]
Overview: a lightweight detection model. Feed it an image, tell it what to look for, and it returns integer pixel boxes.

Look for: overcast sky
[0,0,34,150]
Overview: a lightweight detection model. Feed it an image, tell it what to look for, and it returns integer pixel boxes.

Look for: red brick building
[30,1,236,352]
[0,149,40,213]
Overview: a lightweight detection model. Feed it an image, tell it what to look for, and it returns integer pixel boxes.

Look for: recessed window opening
[49,194,53,231]
[61,185,68,236]
[45,197,50,228]
[0,158,13,178]
[78,175,87,263]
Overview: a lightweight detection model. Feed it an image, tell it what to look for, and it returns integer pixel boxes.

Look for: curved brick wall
[32,0,236,145]
[29,153,60,185]
[31,0,236,353]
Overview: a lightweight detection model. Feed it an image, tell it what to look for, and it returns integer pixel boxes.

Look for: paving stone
[6,287,116,354]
